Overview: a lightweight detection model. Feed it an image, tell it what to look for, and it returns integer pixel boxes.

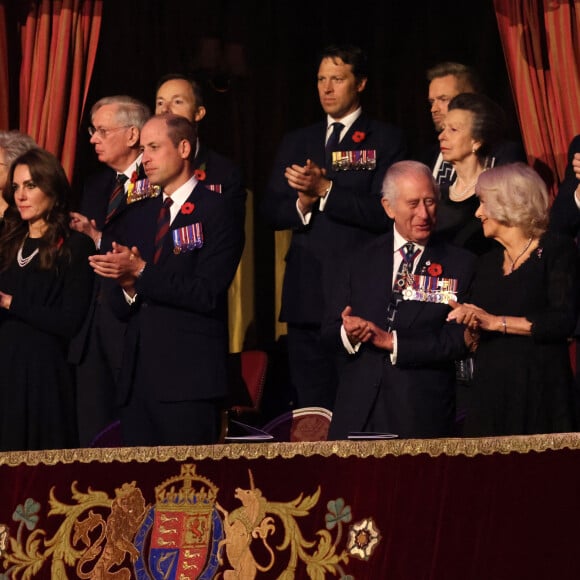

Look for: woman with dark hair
[0,148,94,451]
[435,92,507,255]
[448,163,579,436]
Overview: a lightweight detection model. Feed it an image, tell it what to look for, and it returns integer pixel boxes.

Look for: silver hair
[476,162,549,237]
[381,160,440,203]
[0,130,37,166]
[90,95,151,129]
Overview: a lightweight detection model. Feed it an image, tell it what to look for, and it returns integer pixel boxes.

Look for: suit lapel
[359,234,394,325]
[107,163,147,222]
[314,122,327,167]
[342,114,372,147]
[157,185,203,264]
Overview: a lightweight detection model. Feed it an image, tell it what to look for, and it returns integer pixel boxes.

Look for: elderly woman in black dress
[435,93,506,255]
[448,163,579,436]
[0,148,94,451]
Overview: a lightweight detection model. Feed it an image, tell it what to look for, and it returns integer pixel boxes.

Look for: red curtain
[494,0,580,195]
[19,0,102,179]
[0,2,9,130]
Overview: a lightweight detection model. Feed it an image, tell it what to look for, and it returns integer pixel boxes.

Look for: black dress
[464,232,579,436]
[433,185,498,256]
[0,232,94,451]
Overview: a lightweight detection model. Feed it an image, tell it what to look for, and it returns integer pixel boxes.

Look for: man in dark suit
[261,44,406,411]
[154,73,246,226]
[68,95,150,446]
[323,160,475,439]
[421,61,526,183]
[89,113,244,446]
[550,134,580,408]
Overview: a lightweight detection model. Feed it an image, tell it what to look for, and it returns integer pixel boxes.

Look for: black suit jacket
[111,182,244,406]
[79,163,148,251]
[261,113,407,325]
[79,167,116,231]
[68,165,145,365]
[193,143,247,230]
[549,135,580,337]
[323,232,476,439]
[550,135,580,237]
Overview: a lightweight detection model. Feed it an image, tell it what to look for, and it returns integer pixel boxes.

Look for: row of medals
[397,269,458,305]
[331,150,377,172]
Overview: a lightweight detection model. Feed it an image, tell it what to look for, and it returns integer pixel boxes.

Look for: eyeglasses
[88,125,131,138]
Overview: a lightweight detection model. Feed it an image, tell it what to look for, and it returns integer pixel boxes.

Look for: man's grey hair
[381,160,440,203]
[90,95,151,129]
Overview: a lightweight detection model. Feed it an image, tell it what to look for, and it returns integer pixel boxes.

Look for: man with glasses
[69,95,151,446]
[70,95,151,247]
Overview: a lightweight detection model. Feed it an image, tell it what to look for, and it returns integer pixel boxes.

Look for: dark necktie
[436,160,456,185]
[325,122,344,168]
[393,242,419,294]
[387,242,420,331]
[153,197,173,264]
[105,173,128,223]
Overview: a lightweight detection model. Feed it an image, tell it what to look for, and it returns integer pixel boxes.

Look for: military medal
[402,273,458,303]
[172,222,204,254]
[127,179,161,204]
[331,149,377,172]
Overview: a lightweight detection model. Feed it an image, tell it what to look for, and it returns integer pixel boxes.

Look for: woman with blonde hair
[448,162,579,436]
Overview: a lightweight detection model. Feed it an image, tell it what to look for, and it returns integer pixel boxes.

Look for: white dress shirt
[341,226,425,363]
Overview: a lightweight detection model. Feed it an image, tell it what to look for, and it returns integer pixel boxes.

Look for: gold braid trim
[2,432,580,466]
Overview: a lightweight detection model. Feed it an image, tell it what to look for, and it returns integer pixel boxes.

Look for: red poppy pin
[352,131,366,143]
[427,262,443,276]
[194,168,206,181]
[181,202,195,215]
[130,170,138,184]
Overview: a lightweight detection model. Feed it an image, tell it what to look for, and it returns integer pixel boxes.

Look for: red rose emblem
[181,202,195,215]
[427,262,443,276]
[352,131,366,143]
[194,169,206,181]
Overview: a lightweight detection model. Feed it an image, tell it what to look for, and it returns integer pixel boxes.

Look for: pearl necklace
[17,235,39,268]
[505,237,533,273]
[449,178,478,201]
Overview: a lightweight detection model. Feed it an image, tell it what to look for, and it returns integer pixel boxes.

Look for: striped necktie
[393,242,419,294]
[387,242,420,331]
[105,173,128,223]
[153,197,173,264]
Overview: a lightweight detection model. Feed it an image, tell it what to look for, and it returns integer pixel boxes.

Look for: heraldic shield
[134,465,223,579]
